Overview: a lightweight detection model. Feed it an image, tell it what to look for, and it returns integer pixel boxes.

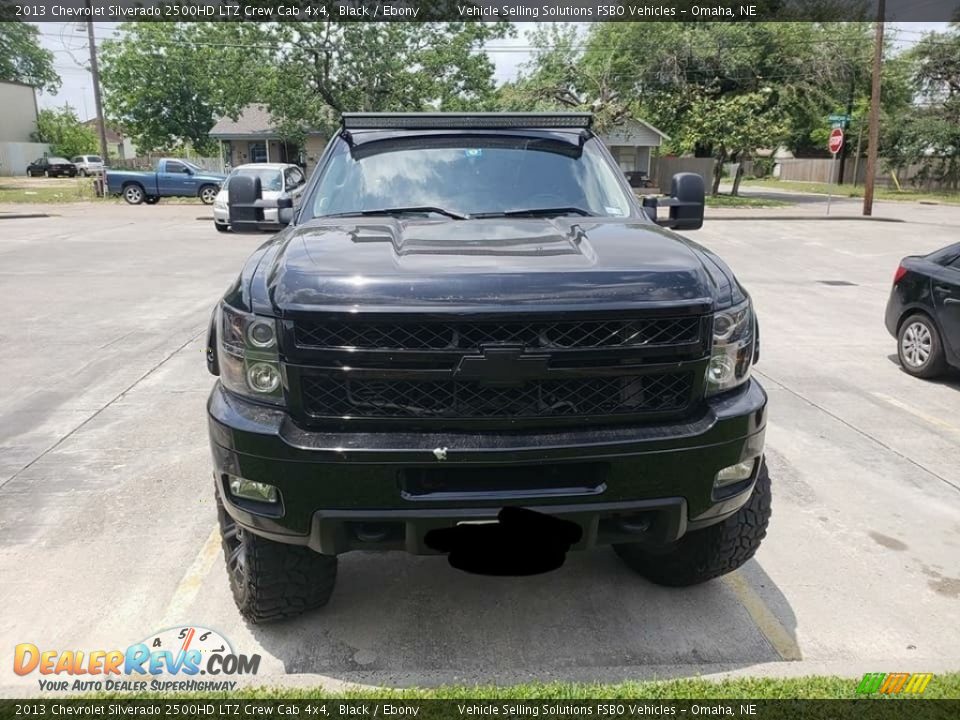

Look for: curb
[708,215,905,223]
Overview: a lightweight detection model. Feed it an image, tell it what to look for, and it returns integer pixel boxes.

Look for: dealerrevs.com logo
[13,626,260,692]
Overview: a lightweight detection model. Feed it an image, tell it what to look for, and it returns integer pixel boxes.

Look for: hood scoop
[337,218,586,257]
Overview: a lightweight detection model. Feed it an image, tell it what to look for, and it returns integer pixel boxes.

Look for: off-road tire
[216,492,337,623]
[144,196,160,205]
[613,459,771,586]
[897,313,947,379]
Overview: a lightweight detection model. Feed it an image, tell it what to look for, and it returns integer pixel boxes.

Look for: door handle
[945,298,960,306]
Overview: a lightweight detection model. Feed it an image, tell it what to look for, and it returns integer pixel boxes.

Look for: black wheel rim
[221,512,247,588]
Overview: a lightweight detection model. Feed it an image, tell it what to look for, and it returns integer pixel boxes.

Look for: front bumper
[215,206,279,225]
[208,379,767,555]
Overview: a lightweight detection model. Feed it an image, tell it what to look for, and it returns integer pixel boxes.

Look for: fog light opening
[614,512,654,535]
[246,362,281,394]
[714,457,758,488]
[228,476,279,504]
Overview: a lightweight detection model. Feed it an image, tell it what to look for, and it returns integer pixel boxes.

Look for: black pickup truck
[206,113,769,622]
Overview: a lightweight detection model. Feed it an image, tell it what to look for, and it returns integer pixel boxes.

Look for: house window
[249,142,267,163]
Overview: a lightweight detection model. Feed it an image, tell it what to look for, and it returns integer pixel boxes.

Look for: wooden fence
[107,155,221,172]
[650,156,716,194]
[774,157,958,190]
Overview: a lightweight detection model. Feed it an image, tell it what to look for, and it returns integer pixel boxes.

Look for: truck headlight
[217,303,284,405]
[706,299,755,396]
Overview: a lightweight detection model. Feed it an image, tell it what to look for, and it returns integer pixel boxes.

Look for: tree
[258,21,512,138]
[883,27,960,190]
[0,22,60,93]
[32,106,98,158]
[498,25,629,131]
[98,23,269,154]
[98,21,509,153]
[506,22,879,194]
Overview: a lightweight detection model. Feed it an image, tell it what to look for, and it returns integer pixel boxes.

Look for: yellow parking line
[872,392,960,434]
[159,525,222,628]
[722,570,802,661]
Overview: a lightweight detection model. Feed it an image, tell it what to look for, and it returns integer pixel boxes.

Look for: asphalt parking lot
[1,199,958,693]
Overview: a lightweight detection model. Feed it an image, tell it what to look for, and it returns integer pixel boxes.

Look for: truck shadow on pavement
[248,549,798,685]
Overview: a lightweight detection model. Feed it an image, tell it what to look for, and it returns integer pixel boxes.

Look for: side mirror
[642,172,705,231]
[228,175,292,232]
[277,197,295,226]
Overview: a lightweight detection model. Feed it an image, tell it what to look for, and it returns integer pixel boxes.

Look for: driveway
[0,201,958,693]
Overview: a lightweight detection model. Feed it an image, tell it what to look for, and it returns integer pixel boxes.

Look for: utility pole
[84,7,109,163]
[837,74,855,185]
[862,0,885,216]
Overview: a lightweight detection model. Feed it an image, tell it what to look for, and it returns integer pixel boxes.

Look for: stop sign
[828,127,844,154]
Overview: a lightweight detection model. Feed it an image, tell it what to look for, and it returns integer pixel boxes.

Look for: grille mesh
[301,373,693,419]
[295,317,701,351]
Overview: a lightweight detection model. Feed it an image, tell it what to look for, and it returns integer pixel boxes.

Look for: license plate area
[399,463,608,501]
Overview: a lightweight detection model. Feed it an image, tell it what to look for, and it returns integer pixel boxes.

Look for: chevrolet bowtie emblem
[454,345,549,385]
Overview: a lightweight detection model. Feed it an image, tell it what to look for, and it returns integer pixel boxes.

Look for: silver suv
[71,155,105,176]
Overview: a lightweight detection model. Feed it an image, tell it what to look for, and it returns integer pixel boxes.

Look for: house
[599,118,670,179]
[209,104,328,173]
[81,120,138,160]
[209,106,670,181]
[0,80,49,177]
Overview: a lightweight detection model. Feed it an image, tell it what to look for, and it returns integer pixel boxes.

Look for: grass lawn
[741,178,960,205]
[705,194,792,209]
[85,674,960,700]
[0,177,108,204]
[0,177,204,205]
[638,192,791,209]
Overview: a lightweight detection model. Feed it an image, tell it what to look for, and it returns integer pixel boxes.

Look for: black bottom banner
[1,699,958,720]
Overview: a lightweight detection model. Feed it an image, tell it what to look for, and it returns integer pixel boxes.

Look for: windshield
[49,157,70,164]
[87,156,102,163]
[307,136,633,219]
[228,167,283,192]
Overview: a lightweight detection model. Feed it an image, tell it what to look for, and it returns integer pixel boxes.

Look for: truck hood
[246,217,732,315]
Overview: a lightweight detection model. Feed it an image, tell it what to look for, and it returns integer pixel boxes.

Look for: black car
[26,156,77,178]
[885,242,960,378]
[207,113,769,622]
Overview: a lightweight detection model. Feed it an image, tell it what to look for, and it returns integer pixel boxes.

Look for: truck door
[158,160,195,195]
[932,256,960,359]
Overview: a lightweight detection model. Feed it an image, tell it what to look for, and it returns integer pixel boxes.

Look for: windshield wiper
[471,207,596,218]
[321,206,466,220]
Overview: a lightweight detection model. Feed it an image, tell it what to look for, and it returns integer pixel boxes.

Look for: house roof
[81,119,125,144]
[209,104,280,138]
[600,118,671,145]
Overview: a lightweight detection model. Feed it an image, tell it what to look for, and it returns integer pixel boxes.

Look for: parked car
[625,170,656,189]
[26,157,77,178]
[206,112,769,623]
[105,158,226,205]
[885,241,960,378]
[71,155,105,176]
[212,163,307,233]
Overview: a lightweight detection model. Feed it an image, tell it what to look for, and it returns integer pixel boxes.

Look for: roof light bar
[341,112,593,131]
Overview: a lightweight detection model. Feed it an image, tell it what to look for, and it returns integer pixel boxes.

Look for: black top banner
[2,0,959,22]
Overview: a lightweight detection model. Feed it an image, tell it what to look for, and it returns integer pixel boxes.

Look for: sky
[34,21,951,122]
